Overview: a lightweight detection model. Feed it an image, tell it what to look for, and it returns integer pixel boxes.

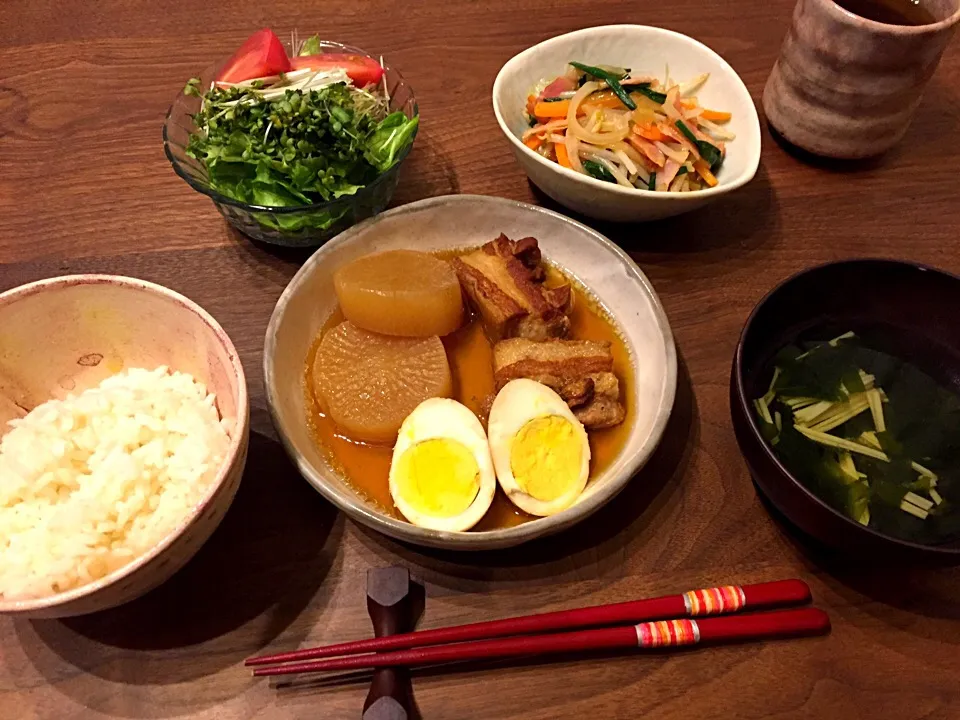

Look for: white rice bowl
[0,367,233,600]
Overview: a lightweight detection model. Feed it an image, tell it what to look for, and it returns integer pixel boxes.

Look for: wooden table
[2,1,960,718]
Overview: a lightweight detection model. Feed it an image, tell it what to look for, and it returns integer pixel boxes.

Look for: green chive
[634,84,667,104]
[568,61,637,111]
[583,159,616,183]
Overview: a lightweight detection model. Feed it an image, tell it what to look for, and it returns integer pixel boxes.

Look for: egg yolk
[510,416,582,501]
[394,438,480,517]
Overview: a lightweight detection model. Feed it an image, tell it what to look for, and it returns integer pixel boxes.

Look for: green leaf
[299,35,321,56]
[183,77,202,97]
[847,480,871,525]
[255,204,350,232]
[364,112,419,172]
[842,367,866,394]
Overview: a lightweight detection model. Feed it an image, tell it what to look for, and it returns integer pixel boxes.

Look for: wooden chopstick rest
[362,566,424,720]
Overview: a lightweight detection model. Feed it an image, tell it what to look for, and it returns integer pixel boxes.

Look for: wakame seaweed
[755,332,960,545]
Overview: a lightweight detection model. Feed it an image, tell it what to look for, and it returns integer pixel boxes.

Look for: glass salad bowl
[163,41,418,248]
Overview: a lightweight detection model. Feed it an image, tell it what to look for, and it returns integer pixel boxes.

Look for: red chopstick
[253,607,830,677]
[247,579,809,667]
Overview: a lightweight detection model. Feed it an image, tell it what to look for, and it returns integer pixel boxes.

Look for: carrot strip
[535,100,571,119]
[524,135,543,151]
[554,140,572,168]
[634,123,668,142]
[700,109,732,122]
[694,159,719,187]
[526,94,538,118]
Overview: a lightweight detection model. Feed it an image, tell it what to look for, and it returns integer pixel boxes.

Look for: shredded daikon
[698,117,736,141]
[614,148,638,175]
[679,73,709,97]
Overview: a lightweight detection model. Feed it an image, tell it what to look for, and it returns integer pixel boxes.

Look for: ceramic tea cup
[763,0,960,158]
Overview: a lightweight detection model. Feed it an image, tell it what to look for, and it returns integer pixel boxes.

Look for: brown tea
[833,0,937,25]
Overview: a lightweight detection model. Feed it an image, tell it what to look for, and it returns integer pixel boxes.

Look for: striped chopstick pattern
[683,585,747,616]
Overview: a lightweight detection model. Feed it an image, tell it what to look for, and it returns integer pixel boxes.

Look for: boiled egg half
[389,398,496,532]
[488,379,591,516]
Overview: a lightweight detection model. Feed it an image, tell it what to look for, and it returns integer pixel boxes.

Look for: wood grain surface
[2,1,960,718]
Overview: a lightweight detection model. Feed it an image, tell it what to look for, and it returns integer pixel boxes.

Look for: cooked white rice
[0,367,232,600]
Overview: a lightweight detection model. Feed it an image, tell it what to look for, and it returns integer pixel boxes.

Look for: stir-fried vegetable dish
[522,62,734,192]
[183,29,418,227]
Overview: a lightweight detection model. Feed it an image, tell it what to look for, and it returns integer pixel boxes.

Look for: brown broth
[303,260,634,532]
[833,0,937,25]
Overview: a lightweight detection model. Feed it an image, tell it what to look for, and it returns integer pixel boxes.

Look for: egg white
[487,378,591,516]
[389,398,496,532]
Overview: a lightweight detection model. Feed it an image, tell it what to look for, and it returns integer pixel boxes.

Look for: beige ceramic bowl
[0,275,249,618]
[265,195,677,550]
[493,25,762,222]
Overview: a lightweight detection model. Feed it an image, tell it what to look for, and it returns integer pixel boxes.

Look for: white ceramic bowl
[265,195,677,550]
[493,25,762,222]
[0,275,249,618]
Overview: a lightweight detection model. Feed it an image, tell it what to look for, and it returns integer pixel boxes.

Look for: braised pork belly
[493,337,626,429]
[451,234,572,343]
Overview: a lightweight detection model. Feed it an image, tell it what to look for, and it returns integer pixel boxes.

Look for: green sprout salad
[182,32,418,233]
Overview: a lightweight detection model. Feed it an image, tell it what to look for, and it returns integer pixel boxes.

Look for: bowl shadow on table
[354,352,697,587]
[754,486,960,636]
[19,428,343,688]
[527,162,777,259]
[766,124,889,173]
[221,127,461,265]
[764,75,958,173]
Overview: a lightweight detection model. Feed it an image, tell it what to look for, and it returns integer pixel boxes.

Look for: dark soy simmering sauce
[833,0,938,26]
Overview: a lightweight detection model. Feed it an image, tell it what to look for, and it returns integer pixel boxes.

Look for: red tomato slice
[217,28,291,83]
[289,54,385,87]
